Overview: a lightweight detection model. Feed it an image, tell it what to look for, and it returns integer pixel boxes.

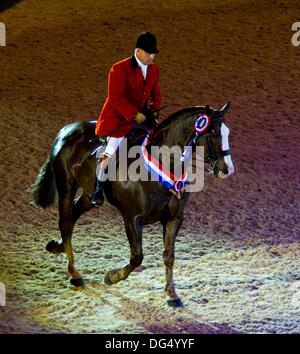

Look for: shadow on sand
[0,0,23,13]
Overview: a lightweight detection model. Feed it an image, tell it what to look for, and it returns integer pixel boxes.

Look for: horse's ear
[219,101,231,115]
[205,104,210,115]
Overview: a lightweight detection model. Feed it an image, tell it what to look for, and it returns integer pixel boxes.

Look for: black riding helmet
[136,32,159,54]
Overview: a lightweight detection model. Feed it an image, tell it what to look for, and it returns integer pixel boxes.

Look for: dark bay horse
[30,103,234,307]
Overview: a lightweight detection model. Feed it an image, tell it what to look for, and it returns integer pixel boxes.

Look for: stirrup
[91,182,104,206]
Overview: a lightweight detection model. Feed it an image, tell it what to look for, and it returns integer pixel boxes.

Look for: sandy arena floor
[0,0,299,333]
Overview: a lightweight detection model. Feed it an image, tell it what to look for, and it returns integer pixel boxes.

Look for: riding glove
[135,112,146,124]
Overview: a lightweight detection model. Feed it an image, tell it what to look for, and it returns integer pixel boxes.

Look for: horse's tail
[30,156,57,208]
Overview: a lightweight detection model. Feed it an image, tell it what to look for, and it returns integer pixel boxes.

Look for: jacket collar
[131,54,152,69]
[131,54,139,68]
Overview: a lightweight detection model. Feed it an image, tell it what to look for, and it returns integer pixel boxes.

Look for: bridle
[204,133,219,174]
[193,115,231,175]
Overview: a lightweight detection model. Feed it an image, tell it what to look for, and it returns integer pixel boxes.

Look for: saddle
[89,108,161,159]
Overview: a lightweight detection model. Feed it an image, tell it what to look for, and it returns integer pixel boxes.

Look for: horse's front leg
[104,215,143,285]
[162,215,184,307]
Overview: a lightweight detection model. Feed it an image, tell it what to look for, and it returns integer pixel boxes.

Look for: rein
[141,113,214,199]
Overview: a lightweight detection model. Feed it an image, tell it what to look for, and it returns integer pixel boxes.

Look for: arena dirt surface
[0,0,299,333]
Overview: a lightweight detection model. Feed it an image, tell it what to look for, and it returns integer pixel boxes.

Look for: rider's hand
[135,112,146,124]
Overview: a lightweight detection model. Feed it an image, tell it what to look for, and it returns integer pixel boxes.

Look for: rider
[91,31,161,205]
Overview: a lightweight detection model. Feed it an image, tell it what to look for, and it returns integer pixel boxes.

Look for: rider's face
[136,48,156,65]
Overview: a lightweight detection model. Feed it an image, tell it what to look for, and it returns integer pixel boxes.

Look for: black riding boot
[91,180,104,206]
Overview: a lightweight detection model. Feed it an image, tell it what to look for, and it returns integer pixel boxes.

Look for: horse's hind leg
[104,216,143,285]
[162,216,184,308]
[58,188,85,287]
[46,158,84,286]
[46,192,92,254]
[72,191,93,224]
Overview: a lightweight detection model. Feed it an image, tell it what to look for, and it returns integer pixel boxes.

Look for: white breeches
[103,137,125,157]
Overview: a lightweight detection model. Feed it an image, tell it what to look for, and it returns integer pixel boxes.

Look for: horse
[30,102,234,307]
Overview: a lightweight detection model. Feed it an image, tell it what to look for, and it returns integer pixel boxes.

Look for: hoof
[104,273,114,286]
[167,298,184,308]
[70,278,84,288]
[46,240,64,253]
[46,240,57,253]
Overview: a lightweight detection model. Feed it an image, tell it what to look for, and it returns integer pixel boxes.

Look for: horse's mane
[126,106,209,147]
[154,106,207,142]
[158,106,205,129]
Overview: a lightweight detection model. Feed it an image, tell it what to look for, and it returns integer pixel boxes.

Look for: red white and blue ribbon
[141,114,211,198]
[194,114,211,134]
[181,114,211,163]
[141,134,189,197]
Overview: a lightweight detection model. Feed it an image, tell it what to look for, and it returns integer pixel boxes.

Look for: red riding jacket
[95,55,161,137]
